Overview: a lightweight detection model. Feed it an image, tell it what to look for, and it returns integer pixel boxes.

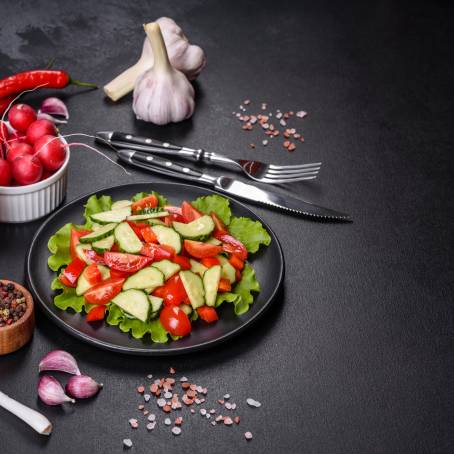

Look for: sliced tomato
[184,240,222,259]
[160,305,192,337]
[70,227,91,259]
[200,257,221,268]
[197,306,219,323]
[152,275,187,306]
[84,249,106,265]
[84,277,125,305]
[85,264,102,285]
[181,201,203,222]
[163,216,173,227]
[228,254,244,270]
[131,194,158,214]
[171,255,191,270]
[126,221,146,240]
[86,305,106,322]
[109,269,132,279]
[170,212,187,223]
[110,243,120,252]
[219,234,248,260]
[211,212,228,237]
[104,252,152,272]
[141,244,174,262]
[141,226,158,243]
[218,278,232,293]
[59,257,86,287]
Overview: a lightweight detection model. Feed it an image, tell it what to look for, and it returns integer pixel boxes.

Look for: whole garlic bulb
[133,22,195,125]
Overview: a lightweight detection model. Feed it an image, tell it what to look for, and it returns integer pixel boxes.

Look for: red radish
[41,169,54,181]
[8,104,37,132]
[0,159,12,186]
[26,119,57,144]
[0,121,9,144]
[11,154,43,185]
[8,130,28,145]
[7,141,33,163]
[34,134,66,171]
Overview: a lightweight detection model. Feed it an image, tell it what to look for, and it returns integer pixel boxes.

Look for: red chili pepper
[0,70,97,99]
[0,96,15,115]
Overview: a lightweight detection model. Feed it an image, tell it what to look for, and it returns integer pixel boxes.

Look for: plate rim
[26,182,285,355]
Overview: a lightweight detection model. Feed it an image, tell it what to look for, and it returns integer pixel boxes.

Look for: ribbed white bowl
[0,145,69,223]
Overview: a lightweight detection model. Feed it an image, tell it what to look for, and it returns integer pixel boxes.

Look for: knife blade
[117,149,351,221]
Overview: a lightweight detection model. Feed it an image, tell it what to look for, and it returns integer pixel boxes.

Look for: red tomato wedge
[184,240,222,259]
[153,275,188,306]
[218,234,248,260]
[104,252,152,272]
[160,306,192,337]
[218,278,232,293]
[141,244,174,262]
[70,227,91,259]
[109,269,132,279]
[200,257,220,268]
[85,264,102,285]
[59,257,86,287]
[84,249,106,265]
[228,254,244,270]
[211,212,228,237]
[171,255,191,270]
[131,194,158,214]
[84,278,125,305]
[181,201,203,222]
[141,226,158,243]
[126,221,146,240]
[197,306,219,323]
[86,305,106,322]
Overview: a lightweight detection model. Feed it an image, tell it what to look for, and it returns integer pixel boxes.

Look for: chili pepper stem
[69,78,98,89]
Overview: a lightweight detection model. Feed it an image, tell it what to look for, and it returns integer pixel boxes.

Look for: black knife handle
[111,132,183,152]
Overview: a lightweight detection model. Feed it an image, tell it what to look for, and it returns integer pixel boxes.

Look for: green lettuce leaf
[83,195,112,228]
[192,195,232,225]
[132,191,167,207]
[107,304,169,342]
[47,223,73,271]
[216,263,260,315]
[228,217,271,253]
[51,278,89,313]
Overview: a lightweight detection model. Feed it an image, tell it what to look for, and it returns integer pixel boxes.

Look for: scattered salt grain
[296,110,307,118]
[129,418,138,429]
[147,374,153,379]
[123,438,133,448]
[211,421,217,426]
[157,398,166,407]
[200,408,207,416]
[165,418,171,426]
[172,427,182,436]
[225,402,232,410]
[180,376,188,382]
[148,413,156,422]
[246,398,261,408]
[147,422,156,431]
[137,386,145,394]
[262,140,268,146]
[224,417,233,426]
[223,394,230,400]
[144,394,151,402]
[245,431,253,440]
[164,391,172,399]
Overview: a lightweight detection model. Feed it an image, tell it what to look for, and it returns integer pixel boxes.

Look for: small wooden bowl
[0,280,35,355]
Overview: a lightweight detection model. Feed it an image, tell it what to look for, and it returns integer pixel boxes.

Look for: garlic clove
[38,376,75,406]
[40,97,69,119]
[38,350,81,375]
[65,375,103,399]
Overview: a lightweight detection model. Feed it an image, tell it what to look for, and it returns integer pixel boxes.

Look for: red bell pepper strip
[86,305,106,322]
[70,227,91,259]
[171,255,191,270]
[84,249,106,265]
[228,254,244,270]
[184,240,222,259]
[197,306,219,323]
[0,70,96,99]
[104,252,152,273]
[160,306,192,337]
[218,278,232,293]
[200,257,221,268]
[181,201,202,222]
[59,257,86,288]
[141,226,158,243]
[84,264,102,286]
[84,278,125,305]
[141,243,174,261]
[218,234,248,260]
[131,194,158,214]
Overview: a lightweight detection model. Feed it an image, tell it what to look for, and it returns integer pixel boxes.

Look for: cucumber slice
[206,237,222,246]
[75,243,92,264]
[172,215,214,240]
[189,259,208,277]
[123,267,164,291]
[112,290,150,322]
[92,235,115,253]
[151,225,182,254]
[179,270,205,309]
[111,200,132,210]
[152,260,180,280]
[90,207,131,224]
[91,222,103,231]
[76,265,110,296]
[79,223,117,243]
[203,265,221,306]
[217,255,237,284]
[180,304,192,316]
[127,211,169,221]
[114,222,142,254]
[148,295,163,316]
[148,218,166,226]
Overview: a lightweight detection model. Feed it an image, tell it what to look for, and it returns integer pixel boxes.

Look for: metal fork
[95,131,322,184]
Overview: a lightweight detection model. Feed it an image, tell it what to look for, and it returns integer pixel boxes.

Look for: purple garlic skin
[66,375,103,399]
[40,97,69,119]
[38,350,81,375]
[38,376,75,406]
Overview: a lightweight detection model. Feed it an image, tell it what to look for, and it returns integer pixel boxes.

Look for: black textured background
[1,1,453,453]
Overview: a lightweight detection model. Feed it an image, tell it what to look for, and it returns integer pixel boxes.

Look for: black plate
[26,183,284,355]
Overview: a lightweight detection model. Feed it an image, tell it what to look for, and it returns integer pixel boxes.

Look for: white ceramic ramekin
[0,145,69,223]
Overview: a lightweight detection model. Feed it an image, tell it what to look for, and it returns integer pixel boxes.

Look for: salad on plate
[47,190,271,343]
